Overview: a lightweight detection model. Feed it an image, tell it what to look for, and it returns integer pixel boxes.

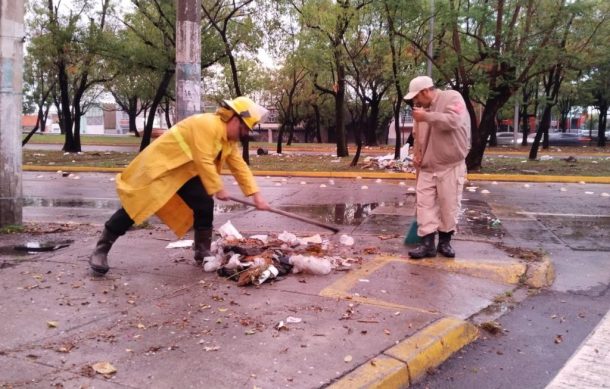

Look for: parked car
[527,132,589,146]
[493,132,517,145]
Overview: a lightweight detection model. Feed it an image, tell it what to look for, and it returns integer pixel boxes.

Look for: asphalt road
[18,171,610,388]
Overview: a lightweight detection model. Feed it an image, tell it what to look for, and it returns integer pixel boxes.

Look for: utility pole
[0,0,25,227]
[427,0,434,77]
[176,0,201,122]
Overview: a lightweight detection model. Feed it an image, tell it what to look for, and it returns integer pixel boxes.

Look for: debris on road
[202,222,360,286]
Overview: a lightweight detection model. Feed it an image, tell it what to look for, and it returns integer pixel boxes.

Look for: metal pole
[176,0,201,122]
[427,0,434,77]
[0,0,24,227]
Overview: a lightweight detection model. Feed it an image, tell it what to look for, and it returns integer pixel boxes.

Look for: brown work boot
[408,233,437,259]
[194,228,213,265]
[437,231,455,258]
[89,228,120,276]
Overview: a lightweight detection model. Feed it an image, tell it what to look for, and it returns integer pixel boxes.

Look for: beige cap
[403,76,434,100]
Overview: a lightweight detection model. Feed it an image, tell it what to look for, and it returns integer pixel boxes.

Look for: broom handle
[227,196,340,233]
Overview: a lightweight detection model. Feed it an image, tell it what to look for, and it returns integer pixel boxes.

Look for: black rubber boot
[408,233,437,259]
[437,231,455,258]
[194,228,213,265]
[89,228,120,276]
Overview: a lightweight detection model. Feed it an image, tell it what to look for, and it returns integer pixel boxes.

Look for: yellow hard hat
[223,96,269,129]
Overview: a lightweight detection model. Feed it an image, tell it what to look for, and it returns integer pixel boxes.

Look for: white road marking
[517,212,610,218]
[546,310,610,389]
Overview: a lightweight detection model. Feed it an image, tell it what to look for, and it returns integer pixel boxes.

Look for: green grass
[22,148,610,176]
[25,133,142,146]
[481,155,610,176]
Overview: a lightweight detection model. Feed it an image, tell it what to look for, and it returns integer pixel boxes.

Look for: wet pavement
[0,172,608,387]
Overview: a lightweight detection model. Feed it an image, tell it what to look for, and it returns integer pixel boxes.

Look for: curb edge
[327,317,479,388]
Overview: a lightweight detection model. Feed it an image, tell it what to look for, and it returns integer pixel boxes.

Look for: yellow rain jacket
[115,111,259,237]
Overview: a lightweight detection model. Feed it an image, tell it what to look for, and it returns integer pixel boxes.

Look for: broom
[404,121,422,245]
[404,218,420,244]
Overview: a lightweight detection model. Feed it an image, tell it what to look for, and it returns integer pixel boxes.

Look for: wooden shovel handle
[228,196,340,234]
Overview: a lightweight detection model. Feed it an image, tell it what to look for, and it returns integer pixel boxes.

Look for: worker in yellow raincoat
[89,96,271,276]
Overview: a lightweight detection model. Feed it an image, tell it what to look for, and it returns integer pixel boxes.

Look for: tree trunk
[598,104,607,147]
[312,103,322,143]
[276,124,285,154]
[529,105,552,160]
[466,97,504,171]
[141,69,174,151]
[365,97,380,146]
[350,101,366,166]
[334,59,348,157]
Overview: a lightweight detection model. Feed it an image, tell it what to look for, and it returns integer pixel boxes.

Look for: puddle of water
[0,247,31,257]
[278,203,382,226]
[24,198,122,209]
[23,198,248,214]
[13,240,73,252]
[459,199,504,238]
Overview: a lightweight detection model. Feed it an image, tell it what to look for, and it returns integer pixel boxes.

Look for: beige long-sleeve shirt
[415,90,471,173]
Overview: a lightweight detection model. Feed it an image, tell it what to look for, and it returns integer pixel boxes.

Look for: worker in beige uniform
[404,76,471,259]
[89,96,271,276]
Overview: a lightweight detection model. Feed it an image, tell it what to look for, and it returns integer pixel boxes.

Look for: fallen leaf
[384,329,391,335]
[218,308,228,312]
[47,321,59,328]
[91,361,117,375]
[245,329,256,335]
[554,335,563,344]
[204,346,220,352]
[137,323,146,329]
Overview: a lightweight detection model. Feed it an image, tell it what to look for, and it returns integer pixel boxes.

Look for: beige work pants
[416,162,466,236]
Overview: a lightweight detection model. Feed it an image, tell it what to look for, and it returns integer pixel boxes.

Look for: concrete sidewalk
[1,174,554,388]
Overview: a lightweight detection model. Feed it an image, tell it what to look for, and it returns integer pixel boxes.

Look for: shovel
[228,196,340,234]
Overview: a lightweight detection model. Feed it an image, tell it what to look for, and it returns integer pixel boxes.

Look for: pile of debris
[359,144,415,173]
[186,222,359,287]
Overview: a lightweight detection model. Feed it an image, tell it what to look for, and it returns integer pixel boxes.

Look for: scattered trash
[584,191,594,195]
[523,184,531,188]
[344,355,353,363]
[490,218,502,228]
[165,240,194,249]
[290,255,332,275]
[320,184,327,188]
[601,193,609,197]
[479,321,502,334]
[480,189,490,194]
[47,321,59,328]
[540,155,553,161]
[205,224,360,286]
[217,221,243,240]
[560,187,568,192]
[14,240,73,252]
[286,316,302,323]
[361,186,368,190]
[339,234,354,246]
[91,362,117,376]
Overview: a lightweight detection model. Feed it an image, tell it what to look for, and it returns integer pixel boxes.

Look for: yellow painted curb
[385,317,479,384]
[408,258,526,285]
[24,165,610,183]
[329,317,478,388]
[467,173,610,184]
[327,355,409,389]
[525,255,555,288]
